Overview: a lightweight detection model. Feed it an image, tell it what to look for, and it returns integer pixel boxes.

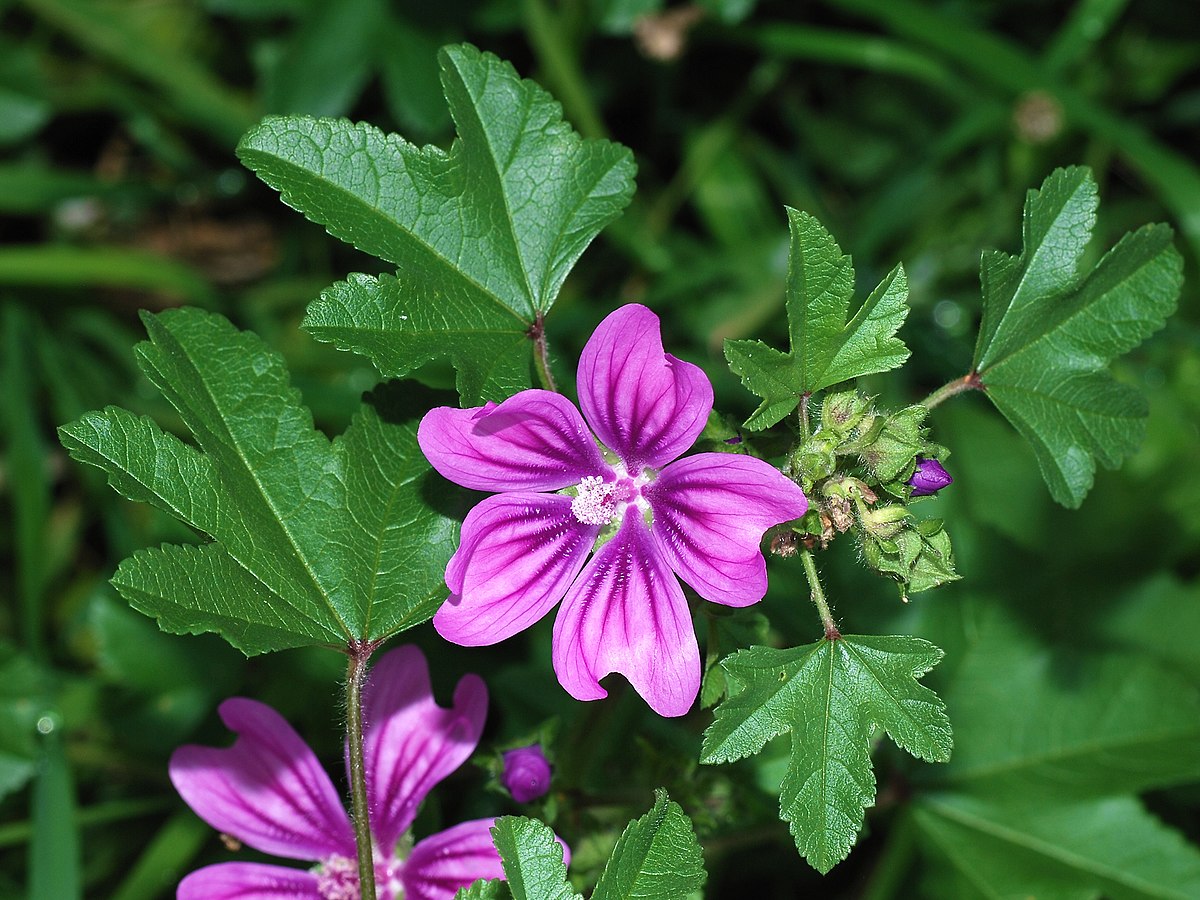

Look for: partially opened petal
[436,493,599,646]
[552,509,700,717]
[577,305,713,472]
[418,391,610,492]
[178,862,321,900]
[400,819,506,900]
[361,646,488,851]
[170,699,353,861]
[647,453,808,606]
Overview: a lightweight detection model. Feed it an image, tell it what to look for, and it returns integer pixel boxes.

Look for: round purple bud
[908,458,953,496]
[501,744,552,803]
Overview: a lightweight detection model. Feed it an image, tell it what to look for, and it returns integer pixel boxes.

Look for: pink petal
[552,509,701,717]
[178,862,321,899]
[576,305,713,473]
[435,493,599,646]
[170,699,354,861]
[647,453,808,606]
[418,391,611,492]
[361,646,488,852]
[401,819,506,900]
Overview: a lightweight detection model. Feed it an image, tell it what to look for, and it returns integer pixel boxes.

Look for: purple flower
[908,457,953,496]
[169,646,531,900]
[418,304,808,717]
[501,745,552,803]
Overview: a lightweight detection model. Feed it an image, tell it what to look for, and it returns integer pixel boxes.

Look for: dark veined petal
[647,453,808,606]
[358,646,488,851]
[401,819,506,900]
[576,305,713,473]
[552,508,700,717]
[177,862,322,899]
[418,390,611,492]
[435,493,599,646]
[169,699,354,861]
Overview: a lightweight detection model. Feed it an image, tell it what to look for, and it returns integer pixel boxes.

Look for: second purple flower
[418,304,808,717]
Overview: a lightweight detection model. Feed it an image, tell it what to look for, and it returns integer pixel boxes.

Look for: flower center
[316,855,402,900]
[569,471,655,528]
[316,856,360,900]
[570,476,618,525]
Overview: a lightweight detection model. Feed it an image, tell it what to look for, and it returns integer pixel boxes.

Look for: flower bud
[820,390,873,435]
[860,503,910,540]
[501,744,552,803]
[908,458,952,496]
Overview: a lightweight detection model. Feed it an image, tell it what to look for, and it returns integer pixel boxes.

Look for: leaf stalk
[346,641,378,900]
[529,312,558,392]
[920,370,982,410]
[800,548,840,640]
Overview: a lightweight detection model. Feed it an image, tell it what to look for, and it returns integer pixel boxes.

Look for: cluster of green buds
[784,390,959,600]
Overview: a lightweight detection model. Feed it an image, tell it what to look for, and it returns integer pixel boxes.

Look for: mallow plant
[58,43,1189,898]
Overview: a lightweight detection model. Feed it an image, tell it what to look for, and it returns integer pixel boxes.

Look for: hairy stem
[346,643,377,900]
[920,370,983,409]
[798,391,813,440]
[800,549,840,640]
[529,312,558,392]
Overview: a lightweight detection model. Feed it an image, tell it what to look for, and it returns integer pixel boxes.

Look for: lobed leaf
[725,208,910,429]
[702,635,951,873]
[972,166,1183,507]
[238,43,636,404]
[58,308,458,655]
[592,789,706,900]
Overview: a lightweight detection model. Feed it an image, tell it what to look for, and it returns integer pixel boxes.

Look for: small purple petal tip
[908,458,952,496]
[501,744,552,803]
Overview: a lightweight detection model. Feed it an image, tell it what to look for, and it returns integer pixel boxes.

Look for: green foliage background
[1,0,1197,897]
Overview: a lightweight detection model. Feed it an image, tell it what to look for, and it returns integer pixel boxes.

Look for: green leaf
[454,880,506,900]
[238,43,636,404]
[915,794,1200,900]
[490,816,580,900]
[724,208,910,430]
[306,272,532,406]
[702,636,951,873]
[701,609,770,709]
[58,308,458,655]
[972,166,1183,507]
[940,615,1200,796]
[29,728,80,900]
[592,789,706,900]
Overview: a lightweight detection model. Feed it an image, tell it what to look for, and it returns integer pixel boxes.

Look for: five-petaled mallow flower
[169,645,536,900]
[501,744,552,803]
[418,304,808,717]
[908,457,953,496]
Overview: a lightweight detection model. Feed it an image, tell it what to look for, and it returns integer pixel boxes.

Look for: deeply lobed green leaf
[702,635,951,873]
[972,166,1183,507]
[58,308,458,654]
[237,43,636,404]
[725,208,910,430]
